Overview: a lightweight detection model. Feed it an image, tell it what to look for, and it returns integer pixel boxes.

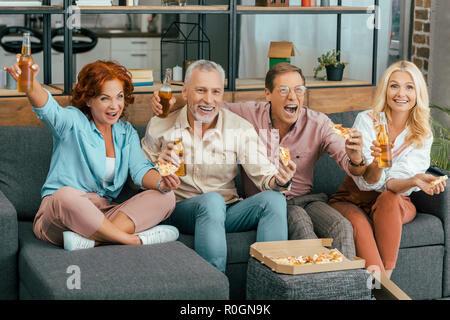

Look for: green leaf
[430,105,450,170]
[314,49,348,70]
[430,104,450,116]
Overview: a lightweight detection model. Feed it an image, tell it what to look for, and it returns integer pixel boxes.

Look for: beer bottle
[158,68,173,118]
[17,32,34,93]
[376,112,392,168]
[173,123,186,177]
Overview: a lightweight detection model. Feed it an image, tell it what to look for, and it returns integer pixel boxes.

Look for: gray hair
[184,60,226,87]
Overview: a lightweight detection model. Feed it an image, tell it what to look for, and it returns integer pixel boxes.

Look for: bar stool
[0,26,43,54]
[51,27,98,81]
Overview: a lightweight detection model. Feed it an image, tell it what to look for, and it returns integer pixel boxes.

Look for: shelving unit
[234,0,379,90]
[0,0,378,96]
[236,5,373,13]
[72,5,230,14]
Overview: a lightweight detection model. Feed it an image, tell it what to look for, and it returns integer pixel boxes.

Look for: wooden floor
[0,86,376,127]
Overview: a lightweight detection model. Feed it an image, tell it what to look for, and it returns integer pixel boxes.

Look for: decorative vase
[321,0,330,6]
[302,0,311,6]
[325,65,345,81]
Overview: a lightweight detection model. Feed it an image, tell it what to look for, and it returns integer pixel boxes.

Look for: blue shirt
[33,90,156,200]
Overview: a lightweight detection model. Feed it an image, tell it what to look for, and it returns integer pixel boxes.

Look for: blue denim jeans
[165,190,287,273]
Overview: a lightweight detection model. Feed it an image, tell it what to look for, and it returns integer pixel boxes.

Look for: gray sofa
[1,110,449,300]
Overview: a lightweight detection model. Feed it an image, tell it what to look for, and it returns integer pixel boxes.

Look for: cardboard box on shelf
[250,238,365,275]
[268,41,295,68]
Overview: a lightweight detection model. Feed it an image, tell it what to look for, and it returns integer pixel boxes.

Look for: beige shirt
[142,106,279,203]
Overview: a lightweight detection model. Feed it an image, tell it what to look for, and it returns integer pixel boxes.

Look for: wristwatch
[348,156,366,167]
[275,178,292,189]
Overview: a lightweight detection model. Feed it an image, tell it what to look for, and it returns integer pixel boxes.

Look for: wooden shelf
[235,77,372,90]
[74,5,229,14]
[48,77,371,94]
[0,85,63,97]
[49,82,183,94]
[237,6,375,14]
[0,6,63,14]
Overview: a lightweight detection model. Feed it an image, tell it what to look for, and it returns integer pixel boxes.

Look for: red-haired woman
[4,58,180,250]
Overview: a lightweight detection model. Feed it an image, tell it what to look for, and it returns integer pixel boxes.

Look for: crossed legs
[33,186,175,247]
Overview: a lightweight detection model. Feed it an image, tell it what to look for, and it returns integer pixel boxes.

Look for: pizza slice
[430,175,448,187]
[279,146,291,166]
[157,161,178,176]
[270,249,344,266]
[331,124,351,140]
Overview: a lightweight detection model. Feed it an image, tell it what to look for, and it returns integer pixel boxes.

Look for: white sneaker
[137,225,179,245]
[63,231,95,251]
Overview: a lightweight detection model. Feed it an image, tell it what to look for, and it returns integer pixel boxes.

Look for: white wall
[430,0,450,111]
[238,0,392,84]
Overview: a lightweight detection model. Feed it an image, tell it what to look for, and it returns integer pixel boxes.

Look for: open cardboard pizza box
[250,238,411,300]
[250,238,365,275]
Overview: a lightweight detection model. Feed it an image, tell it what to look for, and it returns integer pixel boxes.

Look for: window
[388,0,412,65]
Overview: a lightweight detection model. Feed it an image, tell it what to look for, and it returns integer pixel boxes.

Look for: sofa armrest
[410,186,449,223]
[0,189,19,299]
[410,182,450,298]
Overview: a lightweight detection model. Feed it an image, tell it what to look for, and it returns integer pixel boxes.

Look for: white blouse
[103,157,116,188]
[352,110,433,196]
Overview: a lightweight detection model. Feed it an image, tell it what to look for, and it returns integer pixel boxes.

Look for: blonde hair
[372,60,431,148]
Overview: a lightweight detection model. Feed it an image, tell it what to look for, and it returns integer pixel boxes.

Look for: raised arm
[4,54,48,107]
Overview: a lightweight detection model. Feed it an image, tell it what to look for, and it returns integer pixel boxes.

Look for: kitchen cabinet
[75,37,111,76]
[110,37,161,81]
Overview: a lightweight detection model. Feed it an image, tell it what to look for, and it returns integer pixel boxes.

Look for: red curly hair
[71,60,135,120]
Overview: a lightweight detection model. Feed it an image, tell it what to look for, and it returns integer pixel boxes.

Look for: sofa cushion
[312,154,346,197]
[18,221,229,300]
[0,126,52,221]
[393,245,444,300]
[400,213,444,248]
[311,111,360,197]
[327,110,361,129]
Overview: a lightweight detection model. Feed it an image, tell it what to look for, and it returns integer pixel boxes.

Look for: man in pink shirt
[151,63,366,259]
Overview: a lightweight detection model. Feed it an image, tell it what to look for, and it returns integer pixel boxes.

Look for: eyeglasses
[277,85,307,97]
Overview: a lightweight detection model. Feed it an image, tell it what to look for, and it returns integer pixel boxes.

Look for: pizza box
[250,238,366,275]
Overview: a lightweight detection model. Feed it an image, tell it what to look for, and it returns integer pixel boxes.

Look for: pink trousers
[33,186,176,247]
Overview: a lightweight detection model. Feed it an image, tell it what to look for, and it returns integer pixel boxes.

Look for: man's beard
[190,103,219,124]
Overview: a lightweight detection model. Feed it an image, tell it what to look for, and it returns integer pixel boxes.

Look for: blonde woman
[328,60,447,278]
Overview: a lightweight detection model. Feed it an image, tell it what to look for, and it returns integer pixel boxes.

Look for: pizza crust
[157,161,178,176]
[331,124,350,140]
[430,175,448,187]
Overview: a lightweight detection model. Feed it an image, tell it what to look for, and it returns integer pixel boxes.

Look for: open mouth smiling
[284,104,298,114]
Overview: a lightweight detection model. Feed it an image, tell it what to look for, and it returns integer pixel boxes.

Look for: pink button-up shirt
[223,101,351,200]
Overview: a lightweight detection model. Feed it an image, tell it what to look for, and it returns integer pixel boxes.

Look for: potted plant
[313,49,348,81]
[429,104,450,175]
